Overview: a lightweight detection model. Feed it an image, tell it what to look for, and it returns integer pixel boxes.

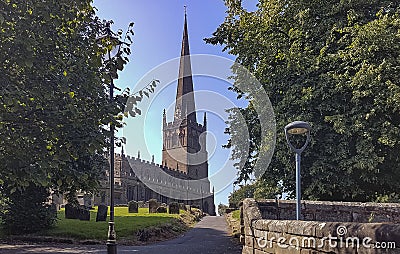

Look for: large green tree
[207,0,400,201]
[0,0,120,195]
[0,0,159,233]
[0,0,151,233]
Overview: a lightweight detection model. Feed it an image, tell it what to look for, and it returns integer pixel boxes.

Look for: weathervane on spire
[184,5,187,15]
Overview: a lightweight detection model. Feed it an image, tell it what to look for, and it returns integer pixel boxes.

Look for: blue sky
[93,0,259,207]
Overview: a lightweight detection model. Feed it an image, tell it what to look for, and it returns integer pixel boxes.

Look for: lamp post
[186,181,189,205]
[99,22,121,254]
[284,121,311,220]
[200,185,204,213]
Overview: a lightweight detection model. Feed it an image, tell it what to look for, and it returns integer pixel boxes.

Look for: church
[94,12,216,215]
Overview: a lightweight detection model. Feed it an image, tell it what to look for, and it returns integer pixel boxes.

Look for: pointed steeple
[174,7,197,123]
[203,112,207,129]
[163,109,166,126]
[162,7,209,180]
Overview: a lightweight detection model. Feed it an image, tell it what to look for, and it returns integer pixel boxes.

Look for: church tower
[162,10,208,180]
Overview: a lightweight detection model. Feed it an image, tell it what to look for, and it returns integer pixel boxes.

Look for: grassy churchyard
[0,206,198,244]
[231,210,240,220]
[225,210,241,238]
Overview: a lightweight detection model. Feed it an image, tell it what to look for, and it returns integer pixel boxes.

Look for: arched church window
[172,133,177,146]
[179,129,185,146]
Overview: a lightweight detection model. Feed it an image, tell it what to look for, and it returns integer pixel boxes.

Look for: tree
[1,184,57,234]
[0,0,158,232]
[217,203,229,215]
[229,180,278,207]
[1,0,109,197]
[229,184,255,207]
[206,0,400,201]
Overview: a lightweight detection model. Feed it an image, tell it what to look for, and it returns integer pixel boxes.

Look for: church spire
[174,7,196,123]
[203,112,207,129]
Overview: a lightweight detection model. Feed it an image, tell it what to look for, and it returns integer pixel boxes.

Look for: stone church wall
[95,153,215,215]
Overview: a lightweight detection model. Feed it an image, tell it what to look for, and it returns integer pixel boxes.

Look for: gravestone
[179,203,186,211]
[191,205,200,210]
[169,202,180,214]
[149,199,158,213]
[65,203,79,219]
[156,206,167,213]
[50,203,58,213]
[79,207,90,221]
[128,201,138,213]
[96,204,108,222]
[83,194,92,209]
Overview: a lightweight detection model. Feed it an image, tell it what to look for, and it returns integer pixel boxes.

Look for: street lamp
[200,185,204,213]
[284,121,311,220]
[98,22,121,254]
[186,181,189,206]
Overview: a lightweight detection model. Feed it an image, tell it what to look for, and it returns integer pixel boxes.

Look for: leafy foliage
[0,0,159,231]
[207,0,400,201]
[217,203,229,215]
[0,190,6,214]
[229,180,278,207]
[0,0,159,194]
[1,0,112,196]
[375,193,400,203]
[1,184,57,234]
[229,184,254,207]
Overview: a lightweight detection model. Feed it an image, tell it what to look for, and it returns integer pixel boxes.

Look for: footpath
[0,216,242,254]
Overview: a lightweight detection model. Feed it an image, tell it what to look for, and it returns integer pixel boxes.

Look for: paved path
[0,216,242,254]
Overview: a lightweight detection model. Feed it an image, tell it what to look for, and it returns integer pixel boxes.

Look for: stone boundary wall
[240,199,400,254]
[256,199,400,223]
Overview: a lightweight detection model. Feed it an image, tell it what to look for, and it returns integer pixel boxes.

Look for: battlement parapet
[165,120,204,130]
[119,153,191,179]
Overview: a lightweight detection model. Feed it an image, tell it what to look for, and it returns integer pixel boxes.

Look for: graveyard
[0,204,201,245]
